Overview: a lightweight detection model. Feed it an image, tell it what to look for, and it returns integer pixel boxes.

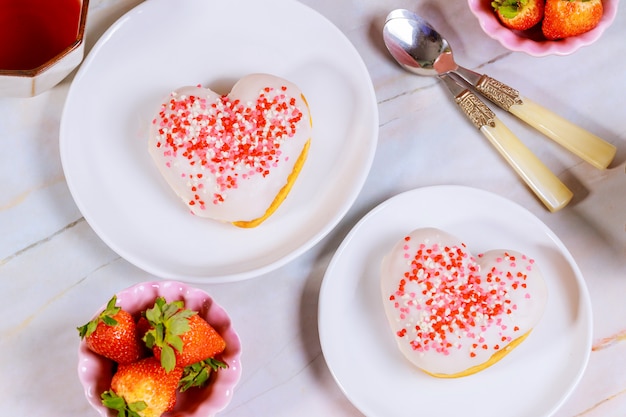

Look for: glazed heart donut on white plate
[148,73,312,228]
[380,227,548,378]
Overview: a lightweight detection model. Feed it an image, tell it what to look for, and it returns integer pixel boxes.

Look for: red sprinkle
[387,239,535,359]
[153,85,304,208]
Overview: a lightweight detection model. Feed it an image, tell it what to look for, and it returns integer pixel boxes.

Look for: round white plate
[60,0,378,282]
[319,185,592,417]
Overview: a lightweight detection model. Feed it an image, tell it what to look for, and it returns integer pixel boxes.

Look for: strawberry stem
[142,296,197,372]
[77,295,121,339]
[179,358,228,392]
[101,389,147,417]
[491,0,528,18]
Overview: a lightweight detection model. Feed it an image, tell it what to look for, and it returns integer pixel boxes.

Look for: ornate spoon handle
[454,68,616,170]
[441,75,573,212]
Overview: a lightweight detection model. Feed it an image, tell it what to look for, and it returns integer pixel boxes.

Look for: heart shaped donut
[149,73,312,228]
[380,228,547,378]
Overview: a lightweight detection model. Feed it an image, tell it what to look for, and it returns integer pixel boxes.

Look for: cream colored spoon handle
[508,97,616,170]
[480,119,573,212]
[441,75,573,212]
[461,70,616,170]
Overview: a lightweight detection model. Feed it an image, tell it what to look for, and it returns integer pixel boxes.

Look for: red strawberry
[143,297,226,372]
[102,356,183,417]
[136,316,151,340]
[77,295,145,364]
[542,0,603,39]
[492,0,544,31]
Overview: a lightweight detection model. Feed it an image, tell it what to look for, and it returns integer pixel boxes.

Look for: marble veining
[1,0,625,416]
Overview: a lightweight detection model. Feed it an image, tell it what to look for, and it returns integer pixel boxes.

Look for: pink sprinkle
[154,85,304,207]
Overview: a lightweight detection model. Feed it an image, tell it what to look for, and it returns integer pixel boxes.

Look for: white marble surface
[1,0,625,416]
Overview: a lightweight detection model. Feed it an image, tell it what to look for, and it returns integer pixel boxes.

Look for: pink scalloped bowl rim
[467,0,619,56]
[77,281,242,417]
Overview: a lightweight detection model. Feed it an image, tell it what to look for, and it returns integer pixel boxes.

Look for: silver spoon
[383,9,616,171]
[383,9,573,212]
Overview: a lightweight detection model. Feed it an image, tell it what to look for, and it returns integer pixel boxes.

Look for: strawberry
[143,297,227,372]
[78,295,146,364]
[136,316,151,340]
[542,0,603,40]
[102,356,183,417]
[491,0,544,31]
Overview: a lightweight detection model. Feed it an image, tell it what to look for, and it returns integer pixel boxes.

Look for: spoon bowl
[382,9,457,77]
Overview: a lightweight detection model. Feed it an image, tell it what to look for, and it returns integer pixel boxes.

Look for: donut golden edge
[232,138,311,228]
[423,331,531,378]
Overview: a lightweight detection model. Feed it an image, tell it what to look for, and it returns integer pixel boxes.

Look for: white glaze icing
[148,73,311,224]
[380,228,548,376]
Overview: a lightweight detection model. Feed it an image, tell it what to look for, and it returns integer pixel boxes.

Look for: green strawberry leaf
[143,329,156,349]
[101,315,118,326]
[128,401,148,414]
[162,300,183,319]
[101,390,146,417]
[179,358,228,392]
[160,344,177,372]
[168,313,193,336]
[144,300,161,323]
[77,295,121,339]
[491,0,530,18]
[164,333,184,352]
[142,296,198,372]
[101,390,126,410]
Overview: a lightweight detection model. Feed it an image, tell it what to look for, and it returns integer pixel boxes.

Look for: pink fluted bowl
[77,281,242,417]
[467,0,619,56]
